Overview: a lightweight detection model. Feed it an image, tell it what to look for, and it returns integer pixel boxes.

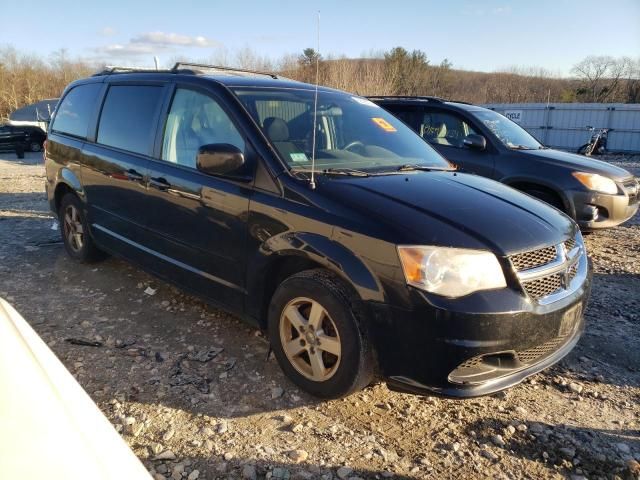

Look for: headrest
[263,117,289,142]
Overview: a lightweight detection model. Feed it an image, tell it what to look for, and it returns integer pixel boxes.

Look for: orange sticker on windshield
[371,117,397,132]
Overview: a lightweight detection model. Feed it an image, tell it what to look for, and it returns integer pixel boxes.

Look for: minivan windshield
[473,110,543,150]
[232,87,452,173]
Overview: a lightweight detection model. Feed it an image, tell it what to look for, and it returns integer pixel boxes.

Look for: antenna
[309,11,320,190]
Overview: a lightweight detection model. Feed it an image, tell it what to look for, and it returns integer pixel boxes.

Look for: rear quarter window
[51,83,102,139]
[97,85,164,156]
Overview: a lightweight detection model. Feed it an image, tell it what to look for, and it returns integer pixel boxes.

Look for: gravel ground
[1,151,639,480]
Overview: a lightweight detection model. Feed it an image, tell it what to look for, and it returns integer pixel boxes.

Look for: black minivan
[45,64,591,399]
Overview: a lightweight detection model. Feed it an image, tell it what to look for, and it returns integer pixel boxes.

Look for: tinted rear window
[51,83,102,138]
[97,85,163,155]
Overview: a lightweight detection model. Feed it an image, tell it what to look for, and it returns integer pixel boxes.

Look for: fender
[501,175,573,215]
[246,230,386,321]
[57,167,84,196]
[50,167,85,214]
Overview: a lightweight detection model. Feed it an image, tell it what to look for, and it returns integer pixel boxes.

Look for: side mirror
[196,143,244,176]
[463,134,487,151]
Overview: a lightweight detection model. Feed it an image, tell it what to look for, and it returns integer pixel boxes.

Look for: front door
[419,109,495,178]
[143,86,254,311]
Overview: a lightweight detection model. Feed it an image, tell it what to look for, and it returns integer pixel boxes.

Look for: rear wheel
[29,141,42,152]
[268,269,374,399]
[59,193,106,263]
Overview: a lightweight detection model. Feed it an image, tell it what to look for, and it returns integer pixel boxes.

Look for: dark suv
[45,64,591,399]
[371,96,639,230]
[0,124,47,158]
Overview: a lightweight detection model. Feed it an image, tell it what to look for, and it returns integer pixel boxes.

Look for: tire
[577,144,591,156]
[29,141,42,152]
[524,188,565,212]
[58,193,106,263]
[268,269,374,399]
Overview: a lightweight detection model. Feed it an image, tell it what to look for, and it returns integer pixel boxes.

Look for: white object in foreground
[0,298,151,479]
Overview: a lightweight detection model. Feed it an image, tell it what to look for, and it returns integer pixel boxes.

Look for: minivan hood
[520,149,632,181]
[319,171,576,256]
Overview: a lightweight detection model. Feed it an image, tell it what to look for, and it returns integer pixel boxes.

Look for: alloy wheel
[279,297,342,382]
[63,204,84,252]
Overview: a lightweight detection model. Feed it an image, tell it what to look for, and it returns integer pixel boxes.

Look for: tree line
[1,44,639,122]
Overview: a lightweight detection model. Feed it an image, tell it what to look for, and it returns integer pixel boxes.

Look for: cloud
[98,43,158,57]
[92,31,220,61]
[492,6,512,14]
[100,26,116,37]
[131,32,217,48]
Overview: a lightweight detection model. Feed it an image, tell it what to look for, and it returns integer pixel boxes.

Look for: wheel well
[54,183,75,213]
[258,256,326,329]
[508,182,566,212]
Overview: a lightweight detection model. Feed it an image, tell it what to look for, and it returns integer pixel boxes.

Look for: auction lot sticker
[372,117,397,132]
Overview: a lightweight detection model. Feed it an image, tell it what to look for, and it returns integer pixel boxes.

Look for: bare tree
[572,55,629,102]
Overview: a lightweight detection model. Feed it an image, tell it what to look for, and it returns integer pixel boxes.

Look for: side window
[162,88,245,169]
[385,107,419,132]
[51,83,102,139]
[97,85,164,156]
[420,111,477,148]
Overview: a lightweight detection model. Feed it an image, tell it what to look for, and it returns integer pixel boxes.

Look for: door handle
[149,177,171,191]
[126,169,144,181]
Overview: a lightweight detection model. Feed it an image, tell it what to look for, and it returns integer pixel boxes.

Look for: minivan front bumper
[368,264,592,398]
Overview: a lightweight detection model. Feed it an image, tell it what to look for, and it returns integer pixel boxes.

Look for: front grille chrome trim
[512,233,588,305]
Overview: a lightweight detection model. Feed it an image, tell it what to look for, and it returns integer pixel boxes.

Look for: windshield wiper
[324,167,369,177]
[290,167,369,177]
[396,164,453,172]
[508,144,536,150]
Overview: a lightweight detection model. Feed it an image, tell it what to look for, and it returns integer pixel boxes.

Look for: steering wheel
[343,141,366,153]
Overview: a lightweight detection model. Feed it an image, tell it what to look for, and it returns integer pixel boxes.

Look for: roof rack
[366,95,445,103]
[93,63,280,79]
[171,62,279,79]
[92,65,172,76]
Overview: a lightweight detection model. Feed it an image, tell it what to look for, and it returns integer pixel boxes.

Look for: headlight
[397,246,507,298]
[572,172,618,195]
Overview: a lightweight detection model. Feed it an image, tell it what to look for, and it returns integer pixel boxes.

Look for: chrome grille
[512,233,585,304]
[568,262,578,282]
[564,237,576,252]
[511,246,556,271]
[522,274,562,300]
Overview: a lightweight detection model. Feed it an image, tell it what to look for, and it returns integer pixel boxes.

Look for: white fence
[483,103,640,153]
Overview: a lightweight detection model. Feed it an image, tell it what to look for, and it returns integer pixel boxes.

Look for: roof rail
[92,65,171,76]
[366,95,444,103]
[171,62,279,79]
[92,63,280,79]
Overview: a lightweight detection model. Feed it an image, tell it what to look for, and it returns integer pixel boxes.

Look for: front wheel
[268,269,374,399]
[523,189,565,212]
[577,143,592,156]
[29,141,42,152]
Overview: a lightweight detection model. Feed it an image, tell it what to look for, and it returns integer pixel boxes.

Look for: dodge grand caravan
[45,63,591,399]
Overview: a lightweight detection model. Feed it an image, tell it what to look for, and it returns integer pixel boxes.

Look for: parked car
[0,123,46,156]
[0,297,151,479]
[45,64,591,399]
[370,96,639,230]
